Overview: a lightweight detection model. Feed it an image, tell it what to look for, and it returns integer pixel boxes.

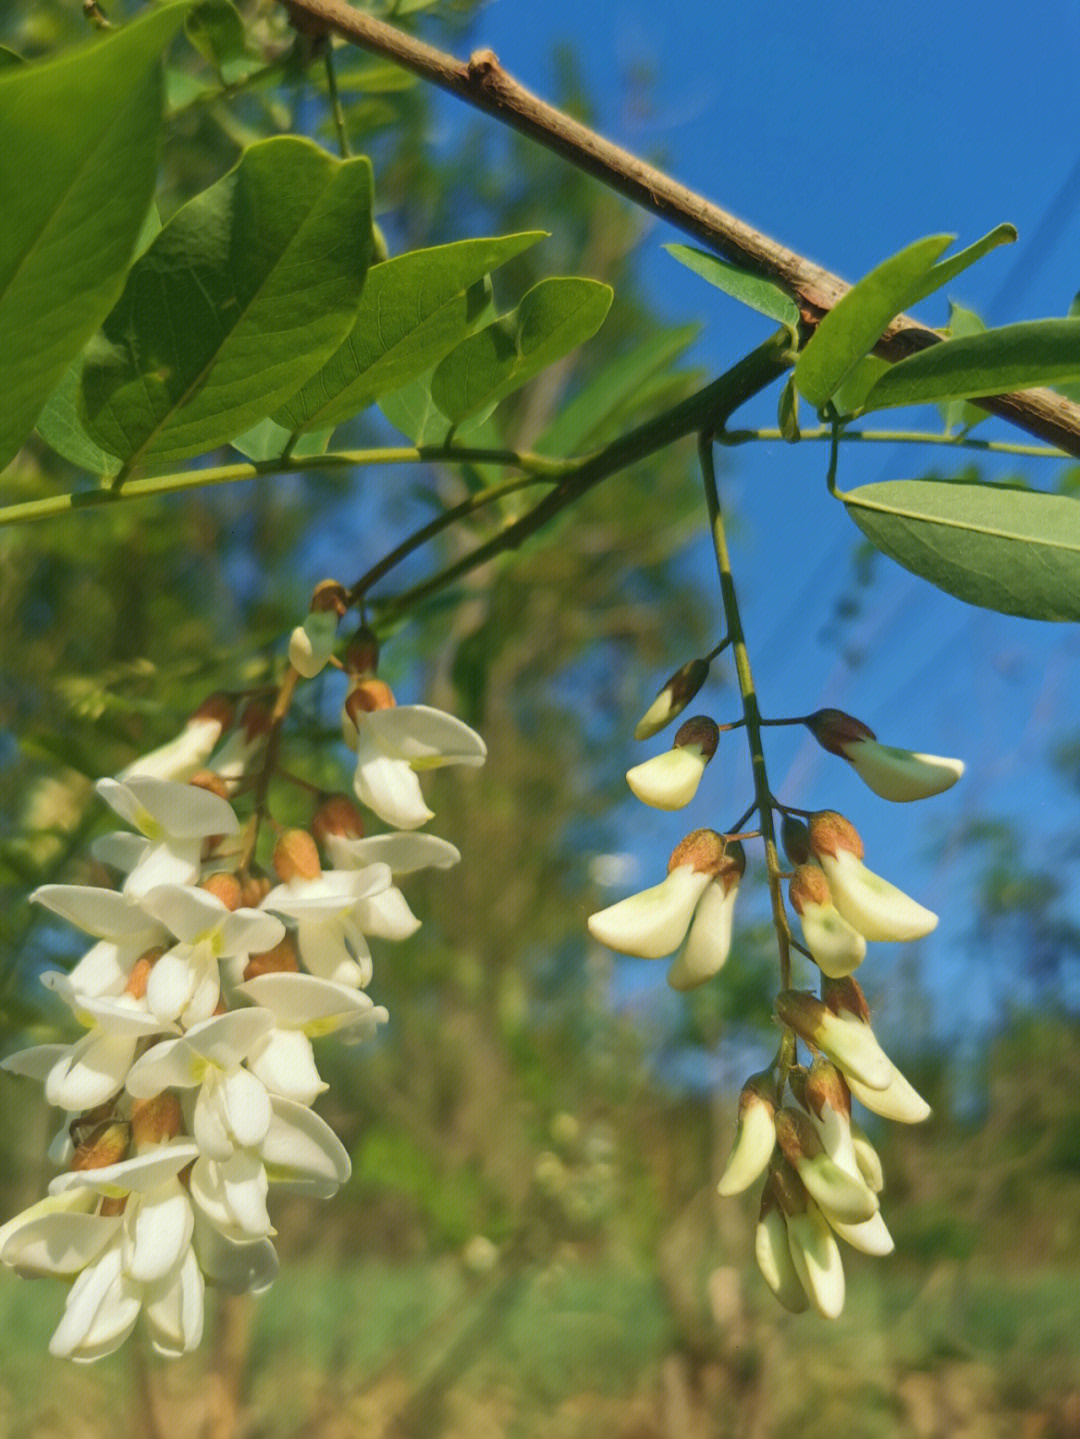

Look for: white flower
[666,841,745,991]
[788,865,866,978]
[288,581,347,679]
[94,777,239,901]
[120,694,233,784]
[588,829,731,961]
[625,717,719,811]
[784,1198,846,1320]
[236,973,388,1105]
[325,831,461,875]
[139,884,284,1026]
[805,709,964,802]
[343,687,486,831]
[775,985,892,1092]
[808,812,937,942]
[717,1075,776,1197]
[31,884,169,999]
[261,863,394,987]
[774,1109,878,1225]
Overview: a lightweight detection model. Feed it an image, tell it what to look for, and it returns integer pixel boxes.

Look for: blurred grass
[1,1254,1078,1437]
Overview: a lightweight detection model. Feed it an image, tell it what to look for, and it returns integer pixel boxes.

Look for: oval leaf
[794,234,953,409]
[664,245,799,327]
[79,137,373,467]
[906,223,1016,307]
[431,277,612,425]
[0,4,189,473]
[863,319,1080,411]
[841,478,1080,620]
[275,231,545,434]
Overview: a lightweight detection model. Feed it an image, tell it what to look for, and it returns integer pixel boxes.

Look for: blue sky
[457,0,1080,1041]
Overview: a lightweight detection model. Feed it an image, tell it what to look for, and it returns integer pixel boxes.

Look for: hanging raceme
[0,580,485,1361]
[586,435,957,1320]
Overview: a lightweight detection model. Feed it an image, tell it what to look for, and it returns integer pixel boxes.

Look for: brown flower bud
[99,1196,129,1218]
[804,708,876,756]
[345,626,380,678]
[125,946,166,1000]
[239,868,273,909]
[273,829,322,883]
[672,715,720,760]
[188,770,230,801]
[344,678,396,722]
[200,871,242,911]
[633,657,712,741]
[804,1056,852,1122]
[244,935,300,979]
[667,828,728,878]
[130,1093,184,1148]
[72,1121,129,1172]
[239,700,273,743]
[821,975,871,1025]
[781,815,811,866]
[310,579,348,616]
[189,691,235,731]
[807,810,863,862]
[774,1107,824,1167]
[312,793,366,847]
[788,863,831,915]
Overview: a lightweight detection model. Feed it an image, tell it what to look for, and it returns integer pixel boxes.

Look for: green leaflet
[863,319,1080,411]
[663,245,799,328]
[275,232,546,434]
[185,0,258,86]
[79,136,373,467]
[0,4,189,473]
[794,234,953,409]
[840,478,1080,620]
[431,277,613,425]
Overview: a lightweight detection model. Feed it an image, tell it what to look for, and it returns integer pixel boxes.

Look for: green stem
[698,430,791,987]
[323,43,352,158]
[0,445,567,528]
[722,426,1066,459]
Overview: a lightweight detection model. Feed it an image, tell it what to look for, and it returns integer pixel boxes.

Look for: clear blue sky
[461,1,1080,1043]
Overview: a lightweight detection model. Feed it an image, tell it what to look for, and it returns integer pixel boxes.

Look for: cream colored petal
[820,849,937,942]
[846,739,964,803]
[667,877,737,991]
[846,1060,931,1123]
[786,1202,845,1319]
[827,1208,894,1256]
[625,747,707,811]
[587,865,710,959]
[798,900,867,978]
[755,1208,808,1313]
[795,1152,878,1225]
[717,1097,775,1197]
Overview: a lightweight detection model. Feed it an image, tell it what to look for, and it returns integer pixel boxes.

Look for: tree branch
[281,0,1080,459]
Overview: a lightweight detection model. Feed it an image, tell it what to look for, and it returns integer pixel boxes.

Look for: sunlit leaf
[840,478,1080,620]
[663,245,799,327]
[228,417,335,462]
[0,3,189,473]
[831,356,890,417]
[377,372,496,446]
[941,302,988,433]
[431,277,613,425]
[863,320,1080,410]
[80,137,373,467]
[276,233,545,434]
[907,223,1016,307]
[794,234,953,408]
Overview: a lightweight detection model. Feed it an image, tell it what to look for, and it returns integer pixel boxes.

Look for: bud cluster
[0,585,485,1361]
[587,663,961,1319]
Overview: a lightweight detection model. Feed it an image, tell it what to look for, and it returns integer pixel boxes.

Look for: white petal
[846,1060,931,1123]
[91,832,150,874]
[124,839,204,900]
[248,1030,325,1106]
[238,972,374,1032]
[146,946,202,1024]
[121,717,224,784]
[820,850,937,942]
[126,1036,204,1097]
[326,832,461,874]
[786,1202,845,1319]
[846,740,964,803]
[261,1097,350,1195]
[68,940,131,997]
[219,907,286,957]
[295,918,370,988]
[667,877,737,991]
[191,1209,278,1292]
[288,612,338,679]
[183,1007,277,1068]
[122,1182,193,1284]
[49,1246,141,1360]
[262,865,392,920]
[363,705,487,768]
[717,1098,776,1197]
[46,1031,138,1110]
[755,1208,808,1313]
[625,747,707,810]
[143,1246,204,1355]
[0,1198,118,1277]
[354,885,420,941]
[850,1119,885,1191]
[2,1043,72,1083]
[219,1067,272,1150]
[798,900,867,978]
[31,885,157,940]
[114,776,239,839]
[190,1153,272,1241]
[827,1208,895,1256]
[588,865,710,960]
[194,1079,238,1162]
[354,743,434,830]
[814,1010,894,1092]
[795,1153,878,1225]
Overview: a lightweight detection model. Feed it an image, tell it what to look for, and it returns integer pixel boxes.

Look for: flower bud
[588,830,728,960]
[849,1118,885,1191]
[343,679,397,748]
[345,626,380,678]
[289,581,349,679]
[755,1179,808,1313]
[120,692,235,784]
[71,1121,129,1172]
[239,867,273,909]
[775,987,892,1091]
[312,793,366,847]
[625,716,719,811]
[845,1059,931,1124]
[774,1109,878,1225]
[125,945,165,1001]
[770,1159,845,1320]
[188,770,231,802]
[666,840,745,991]
[788,864,866,977]
[718,1072,777,1197]
[805,709,963,802]
[781,815,810,866]
[200,872,242,911]
[807,811,937,942]
[633,657,710,741]
[130,1093,183,1148]
[273,829,322,883]
[244,935,300,980]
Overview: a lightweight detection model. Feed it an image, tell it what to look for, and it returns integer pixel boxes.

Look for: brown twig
[280,0,1080,458]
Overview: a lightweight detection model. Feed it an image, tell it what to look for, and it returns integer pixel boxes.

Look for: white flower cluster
[0,599,485,1361]
[586,672,961,1319]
